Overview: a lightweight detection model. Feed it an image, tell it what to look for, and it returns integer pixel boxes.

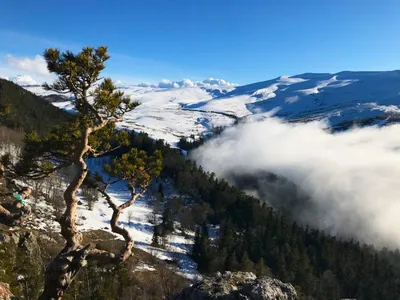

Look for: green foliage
[0,233,43,298]
[254,257,268,276]
[177,126,225,152]
[0,103,11,116]
[43,47,138,128]
[104,149,163,190]
[240,251,254,272]
[6,46,161,298]
[43,46,109,96]
[192,227,213,273]
[14,46,142,182]
[160,202,174,235]
[13,123,80,178]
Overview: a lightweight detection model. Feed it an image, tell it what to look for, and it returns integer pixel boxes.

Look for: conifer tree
[151,225,161,247]
[158,182,164,199]
[5,46,162,299]
[255,257,267,276]
[161,202,174,235]
[192,226,213,273]
[239,251,254,272]
[224,252,237,271]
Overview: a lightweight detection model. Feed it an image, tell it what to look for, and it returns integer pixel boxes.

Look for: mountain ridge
[9,70,400,144]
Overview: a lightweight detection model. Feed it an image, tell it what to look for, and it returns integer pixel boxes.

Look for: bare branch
[118,192,143,211]
[97,185,145,262]
[88,144,124,158]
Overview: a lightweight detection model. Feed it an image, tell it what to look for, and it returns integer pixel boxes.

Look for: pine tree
[6,46,162,299]
[158,183,164,199]
[224,252,237,271]
[151,225,161,247]
[192,227,213,273]
[255,257,267,276]
[192,227,202,261]
[219,228,234,250]
[161,202,174,235]
[240,251,254,272]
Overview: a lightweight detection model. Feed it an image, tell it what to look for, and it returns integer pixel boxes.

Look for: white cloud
[9,74,38,86]
[193,118,400,249]
[6,54,50,77]
[137,78,238,89]
[2,53,238,90]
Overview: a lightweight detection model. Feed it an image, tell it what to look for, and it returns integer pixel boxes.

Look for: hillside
[3,128,400,299]
[0,79,71,134]
[19,70,400,144]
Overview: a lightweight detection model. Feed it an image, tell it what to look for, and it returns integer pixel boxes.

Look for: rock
[9,233,20,245]
[0,282,17,299]
[170,272,297,300]
[0,233,11,244]
[0,230,40,257]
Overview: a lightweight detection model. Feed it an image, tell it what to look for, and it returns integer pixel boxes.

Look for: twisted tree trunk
[99,187,143,262]
[39,129,91,299]
[0,204,16,227]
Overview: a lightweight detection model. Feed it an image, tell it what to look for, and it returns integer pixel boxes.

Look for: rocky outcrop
[0,282,17,300]
[170,272,297,300]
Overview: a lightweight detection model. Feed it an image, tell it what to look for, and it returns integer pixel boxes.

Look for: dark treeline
[125,131,400,300]
[0,79,71,134]
[177,126,224,152]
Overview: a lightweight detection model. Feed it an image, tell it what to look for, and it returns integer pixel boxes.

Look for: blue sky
[1,0,400,85]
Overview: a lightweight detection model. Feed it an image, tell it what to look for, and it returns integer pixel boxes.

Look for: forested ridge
[0,79,71,133]
[126,131,400,300]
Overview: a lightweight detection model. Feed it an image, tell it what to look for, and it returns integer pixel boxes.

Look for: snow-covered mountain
[21,70,400,145]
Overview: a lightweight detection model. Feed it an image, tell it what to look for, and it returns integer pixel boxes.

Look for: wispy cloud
[6,54,50,77]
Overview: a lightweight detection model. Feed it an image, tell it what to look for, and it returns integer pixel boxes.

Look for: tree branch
[98,185,145,262]
[88,144,124,158]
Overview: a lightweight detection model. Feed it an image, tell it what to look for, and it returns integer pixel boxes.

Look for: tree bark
[0,204,13,225]
[39,128,92,299]
[38,245,90,300]
[60,128,92,252]
[100,188,142,262]
[0,204,11,218]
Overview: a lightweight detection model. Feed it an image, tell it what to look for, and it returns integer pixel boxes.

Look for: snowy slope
[188,71,400,127]
[20,70,400,144]
[117,86,235,143]
[31,84,237,145]
[80,157,200,279]
[21,156,200,280]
